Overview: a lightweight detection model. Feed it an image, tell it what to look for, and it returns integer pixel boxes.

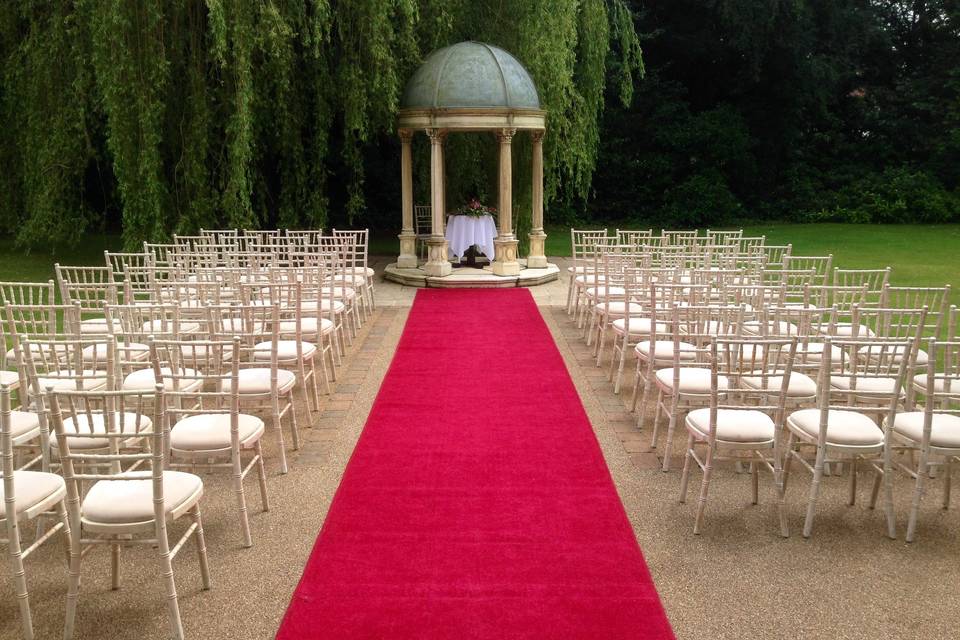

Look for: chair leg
[287,396,301,451]
[7,513,34,640]
[233,455,253,548]
[679,434,695,504]
[847,457,858,506]
[256,441,270,511]
[629,359,642,412]
[694,442,716,534]
[63,500,81,640]
[906,448,929,542]
[191,504,211,590]
[751,459,760,505]
[803,446,827,538]
[661,396,681,472]
[942,457,952,510]
[272,408,289,475]
[650,390,664,448]
[612,338,629,394]
[157,535,185,640]
[110,543,120,590]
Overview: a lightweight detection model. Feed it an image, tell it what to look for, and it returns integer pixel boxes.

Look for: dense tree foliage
[0,0,639,250]
[1,1,957,251]
[592,0,960,226]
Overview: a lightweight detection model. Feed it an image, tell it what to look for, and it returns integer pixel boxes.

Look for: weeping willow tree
[0,0,641,251]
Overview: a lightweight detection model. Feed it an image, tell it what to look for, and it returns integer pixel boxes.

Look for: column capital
[531,130,545,143]
[425,127,448,143]
[398,128,414,143]
[496,127,518,143]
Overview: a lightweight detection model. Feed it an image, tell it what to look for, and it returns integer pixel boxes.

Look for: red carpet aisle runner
[277,289,674,639]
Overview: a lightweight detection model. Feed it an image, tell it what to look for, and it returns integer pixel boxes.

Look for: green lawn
[1,224,957,294]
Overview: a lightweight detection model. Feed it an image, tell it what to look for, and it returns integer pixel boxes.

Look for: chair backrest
[919,339,960,413]
[660,230,700,247]
[333,229,369,271]
[46,386,166,523]
[763,268,819,305]
[570,229,609,261]
[782,255,833,285]
[414,205,432,235]
[616,229,653,250]
[833,268,891,307]
[104,251,152,283]
[705,229,743,245]
[816,337,912,417]
[54,264,118,314]
[880,285,951,337]
[710,336,797,415]
[0,280,57,307]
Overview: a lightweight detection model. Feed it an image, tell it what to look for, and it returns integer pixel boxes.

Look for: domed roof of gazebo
[400,42,540,111]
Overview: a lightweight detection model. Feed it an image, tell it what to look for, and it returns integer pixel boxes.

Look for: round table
[445,214,498,264]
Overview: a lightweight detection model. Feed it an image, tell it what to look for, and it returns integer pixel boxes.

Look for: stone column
[492,127,520,276]
[527,130,548,268]
[423,128,451,277]
[396,129,417,268]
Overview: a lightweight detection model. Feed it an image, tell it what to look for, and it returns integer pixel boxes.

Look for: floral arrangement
[456,198,497,218]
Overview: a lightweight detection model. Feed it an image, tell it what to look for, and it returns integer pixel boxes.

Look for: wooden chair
[1,384,73,640]
[48,386,210,640]
[678,336,798,535]
[152,337,270,548]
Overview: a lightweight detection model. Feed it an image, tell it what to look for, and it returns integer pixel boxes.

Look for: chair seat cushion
[58,412,153,450]
[635,340,696,361]
[655,367,729,394]
[223,368,297,395]
[122,367,202,392]
[687,408,775,444]
[913,374,955,394]
[300,300,346,314]
[323,286,356,300]
[787,409,883,446]
[278,317,335,336]
[741,372,817,398]
[141,320,201,335]
[830,376,901,396]
[327,274,366,287]
[831,323,876,338]
[890,412,960,449]
[796,342,844,362]
[81,470,203,525]
[586,286,626,299]
[79,317,122,334]
[0,369,20,389]
[83,342,149,363]
[611,317,667,335]
[0,471,65,518]
[595,301,646,317]
[742,320,799,336]
[7,410,41,442]
[6,343,68,363]
[254,340,317,361]
[574,274,606,286]
[170,413,265,451]
[37,372,107,392]
[218,318,264,334]
[857,344,927,365]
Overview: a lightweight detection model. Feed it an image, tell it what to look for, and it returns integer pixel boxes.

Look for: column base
[397,231,418,268]
[492,236,521,276]
[423,237,452,277]
[527,230,548,268]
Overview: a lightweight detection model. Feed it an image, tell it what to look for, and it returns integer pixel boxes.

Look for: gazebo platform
[383,261,560,288]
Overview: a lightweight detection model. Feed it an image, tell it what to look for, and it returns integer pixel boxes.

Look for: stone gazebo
[384,41,560,287]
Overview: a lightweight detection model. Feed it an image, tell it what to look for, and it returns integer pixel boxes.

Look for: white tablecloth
[445,214,498,260]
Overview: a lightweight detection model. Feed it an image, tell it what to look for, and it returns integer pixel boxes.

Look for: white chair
[782,337,913,538]
[54,264,120,335]
[153,337,270,548]
[48,386,210,640]
[649,304,745,471]
[207,303,300,474]
[888,338,960,541]
[1,384,73,640]
[678,337,797,534]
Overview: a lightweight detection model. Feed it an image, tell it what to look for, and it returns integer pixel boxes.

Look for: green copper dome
[400,42,540,111]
